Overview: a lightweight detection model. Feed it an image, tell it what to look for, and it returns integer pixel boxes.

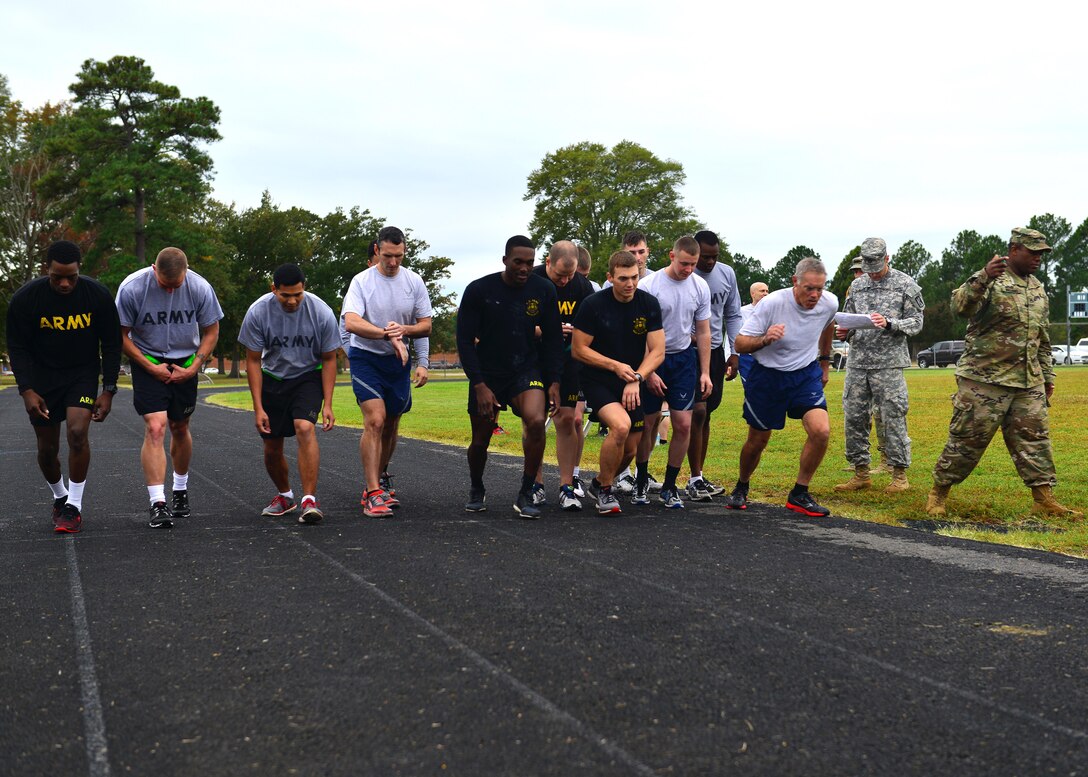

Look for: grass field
[204,366,1088,557]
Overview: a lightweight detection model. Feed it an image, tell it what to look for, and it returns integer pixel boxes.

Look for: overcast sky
[5,0,1087,299]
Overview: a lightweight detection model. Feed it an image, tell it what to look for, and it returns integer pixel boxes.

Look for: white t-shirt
[740,288,838,371]
[740,303,755,326]
[638,269,711,354]
[341,266,433,355]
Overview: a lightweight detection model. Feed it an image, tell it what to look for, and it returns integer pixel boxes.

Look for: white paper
[834,312,878,330]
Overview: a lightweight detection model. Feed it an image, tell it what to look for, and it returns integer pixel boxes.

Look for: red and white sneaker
[262,494,297,517]
[362,490,394,518]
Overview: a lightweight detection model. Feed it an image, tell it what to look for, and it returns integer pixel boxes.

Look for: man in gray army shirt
[834,238,924,494]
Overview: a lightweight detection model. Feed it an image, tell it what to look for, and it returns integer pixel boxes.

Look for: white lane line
[487,525,1088,743]
[288,534,658,777]
[777,522,1088,591]
[65,538,113,777]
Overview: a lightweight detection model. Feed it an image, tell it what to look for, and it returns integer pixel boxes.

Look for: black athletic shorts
[581,378,645,431]
[27,372,99,428]
[260,370,324,439]
[703,345,728,414]
[132,359,199,420]
[468,368,545,418]
[559,358,582,409]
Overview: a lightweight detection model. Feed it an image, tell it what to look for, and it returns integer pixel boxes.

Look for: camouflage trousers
[932,377,1055,488]
[842,368,910,468]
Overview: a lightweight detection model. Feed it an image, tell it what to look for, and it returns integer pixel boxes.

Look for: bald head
[548,240,579,270]
[750,282,769,305]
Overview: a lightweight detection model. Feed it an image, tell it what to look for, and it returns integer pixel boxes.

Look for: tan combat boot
[835,465,871,491]
[1030,486,1084,520]
[870,459,890,475]
[884,467,909,493]
[925,484,951,516]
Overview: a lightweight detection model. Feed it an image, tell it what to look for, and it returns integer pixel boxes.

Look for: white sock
[149,484,166,505]
[280,490,294,499]
[573,466,581,477]
[621,467,632,478]
[48,478,68,499]
[302,494,315,505]
[173,472,189,491]
[691,473,703,483]
[67,480,86,509]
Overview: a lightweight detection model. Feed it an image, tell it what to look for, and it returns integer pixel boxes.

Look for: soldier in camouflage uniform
[835,238,924,494]
[927,227,1082,520]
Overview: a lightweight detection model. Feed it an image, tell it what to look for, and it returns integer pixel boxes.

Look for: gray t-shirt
[694,262,743,353]
[116,267,224,359]
[341,266,433,356]
[740,288,839,371]
[238,292,341,379]
[639,269,711,354]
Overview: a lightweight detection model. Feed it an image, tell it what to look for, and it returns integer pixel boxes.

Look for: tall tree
[1026,213,1071,294]
[916,229,1004,344]
[729,252,767,303]
[891,239,932,280]
[767,245,821,291]
[45,56,221,278]
[524,140,701,281]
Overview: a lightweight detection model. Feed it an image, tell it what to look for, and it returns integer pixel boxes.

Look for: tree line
[0,58,457,372]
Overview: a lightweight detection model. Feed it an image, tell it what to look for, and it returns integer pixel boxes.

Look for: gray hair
[794,256,826,278]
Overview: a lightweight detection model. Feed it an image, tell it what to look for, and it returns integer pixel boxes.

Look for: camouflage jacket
[953,268,1053,388]
[843,268,924,369]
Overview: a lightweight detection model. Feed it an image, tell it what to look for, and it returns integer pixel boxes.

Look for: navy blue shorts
[642,345,698,415]
[349,348,412,416]
[742,360,827,431]
[737,353,755,383]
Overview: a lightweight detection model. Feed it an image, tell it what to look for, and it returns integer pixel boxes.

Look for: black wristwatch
[633,372,644,383]
[102,384,118,395]
[817,356,831,363]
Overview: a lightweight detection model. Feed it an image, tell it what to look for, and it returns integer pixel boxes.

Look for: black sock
[521,474,536,494]
[471,476,484,490]
[663,465,680,492]
[635,461,649,488]
[790,482,807,498]
[735,480,749,494]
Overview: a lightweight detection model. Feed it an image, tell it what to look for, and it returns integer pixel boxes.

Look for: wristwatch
[633,372,644,383]
[102,384,118,395]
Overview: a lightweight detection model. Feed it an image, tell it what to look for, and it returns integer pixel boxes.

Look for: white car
[1052,345,1073,365]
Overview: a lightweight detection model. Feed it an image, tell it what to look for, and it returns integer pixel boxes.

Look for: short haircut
[576,245,592,272]
[673,235,700,257]
[505,234,535,256]
[155,247,188,279]
[548,240,579,269]
[694,230,719,247]
[794,257,826,278]
[46,240,82,266]
[377,226,405,247]
[609,250,638,274]
[622,230,646,248]
[273,263,306,287]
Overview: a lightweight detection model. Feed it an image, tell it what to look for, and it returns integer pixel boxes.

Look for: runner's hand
[725,354,739,381]
[322,406,335,431]
[699,373,713,399]
[612,362,637,383]
[22,389,49,421]
[547,383,560,417]
[414,366,429,387]
[646,372,666,397]
[255,410,271,434]
[91,392,113,422]
[474,383,501,420]
[622,381,641,411]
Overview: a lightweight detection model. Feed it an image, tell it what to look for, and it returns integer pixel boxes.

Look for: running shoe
[685,479,714,502]
[363,490,394,518]
[299,497,323,524]
[513,489,542,519]
[646,473,663,493]
[51,496,67,524]
[531,482,547,506]
[148,501,173,528]
[54,503,82,533]
[631,482,651,505]
[596,489,622,515]
[492,425,507,436]
[382,489,401,509]
[379,472,396,497]
[262,495,297,517]
[786,491,831,518]
[465,486,487,512]
[571,475,587,499]
[614,474,636,495]
[171,490,191,518]
[558,484,582,512]
[659,487,684,509]
[701,476,727,496]
[725,486,748,510]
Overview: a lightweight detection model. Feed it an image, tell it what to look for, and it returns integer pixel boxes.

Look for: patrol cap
[859,237,887,273]
[1010,227,1051,252]
[850,256,864,272]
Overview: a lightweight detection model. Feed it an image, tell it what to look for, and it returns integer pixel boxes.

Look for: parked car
[916,340,965,369]
[1052,345,1073,365]
[1077,338,1088,365]
[831,341,849,369]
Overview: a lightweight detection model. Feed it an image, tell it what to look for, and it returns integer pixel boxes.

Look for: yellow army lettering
[79,396,95,405]
[40,313,93,330]
[529,380,544,389]
[557,300,576,316]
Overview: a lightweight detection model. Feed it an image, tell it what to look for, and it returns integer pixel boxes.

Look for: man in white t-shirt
[727,257,838,517]
[342,226,433,518]
[738,281,770,382]
[631,236,713,509]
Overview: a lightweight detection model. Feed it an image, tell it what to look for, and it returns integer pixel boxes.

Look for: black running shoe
[786,490,830,517]
[51,496,67,524]
[725,487,748,510]
[171,490,191,518]
[149,501,174,528]
[513,490,542,519]
[55,503,82,533]
[465,486,487,513]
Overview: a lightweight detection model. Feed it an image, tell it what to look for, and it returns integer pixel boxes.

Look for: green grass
[206,366,1086,557]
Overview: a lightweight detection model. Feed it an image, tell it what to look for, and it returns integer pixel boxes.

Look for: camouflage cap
[850,256,864,271]
[1010,227,1052,252]
[859,237,887,273]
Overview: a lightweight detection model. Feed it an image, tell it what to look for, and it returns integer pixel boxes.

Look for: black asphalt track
[2,387,1087,776]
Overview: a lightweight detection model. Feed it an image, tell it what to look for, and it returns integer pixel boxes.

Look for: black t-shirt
[572,288,663,392]
[6,275,123,393]
[532,264,595,364]
[456,272,564,386]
